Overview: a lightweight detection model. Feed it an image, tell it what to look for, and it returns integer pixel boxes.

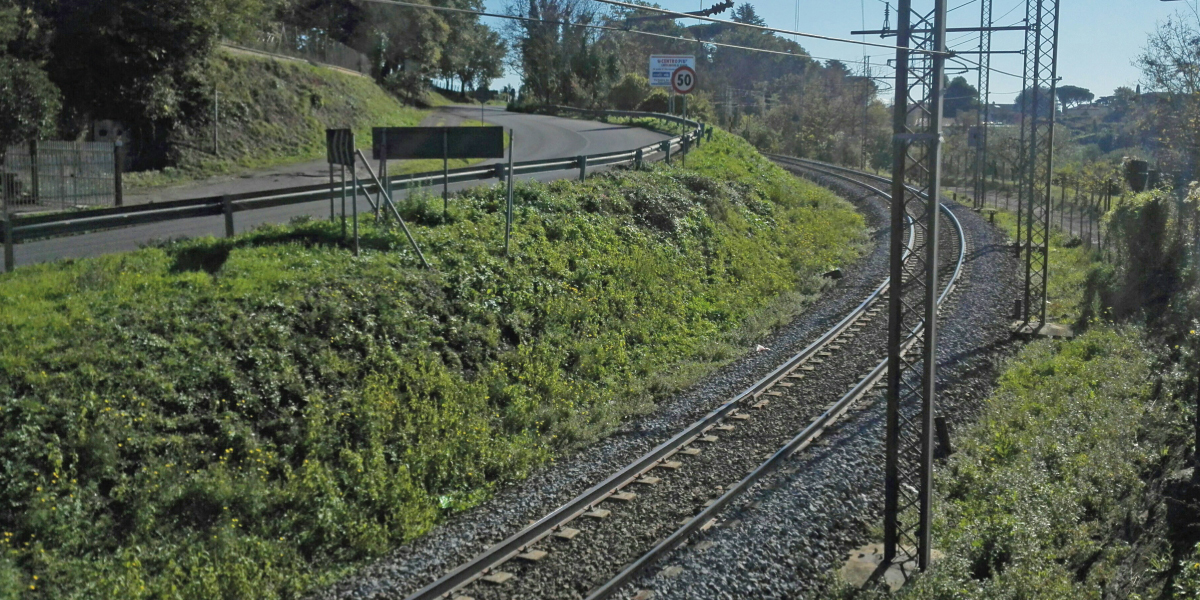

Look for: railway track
[399,159,968,600]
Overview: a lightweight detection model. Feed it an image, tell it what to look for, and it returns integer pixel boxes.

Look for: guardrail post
[663,141,671,166]
[222,195,234,238]
[578,155,587,181]
[682,136,689,168]
[352,167,360,256]
[114,142,124,207]
[505,129,515,256]
[341,165,347,235]
[635,148,643,171]
[3,212,13,273]
[29,140,39,205]
[442,129,449,221]
[706,126,713,142]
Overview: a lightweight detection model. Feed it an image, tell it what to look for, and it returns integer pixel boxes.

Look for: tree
[1056,85,1094,110]
[467,25,506,91]
[1138,14,1200,181]
[41,0,219,156]
[730,3,765,26]
[1111,86,1137,112]
[1014,86,1056,118]
[506,0,616,106]
[0,2,59,148]
[608,72,650,110]
[363,0,450,102]
[0,56,59,149]
[943,76,978,118]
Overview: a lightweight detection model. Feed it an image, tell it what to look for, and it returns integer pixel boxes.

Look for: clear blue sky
[480,0,1196,104]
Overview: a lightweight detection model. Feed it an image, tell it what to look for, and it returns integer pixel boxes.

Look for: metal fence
[4,110,706,271]
[3,141,118,211]
[231,26,372,76]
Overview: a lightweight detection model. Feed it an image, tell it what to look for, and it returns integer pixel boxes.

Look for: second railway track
[381,158,971,600]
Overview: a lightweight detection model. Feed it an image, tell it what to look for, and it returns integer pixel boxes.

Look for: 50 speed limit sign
[671,65,696,95]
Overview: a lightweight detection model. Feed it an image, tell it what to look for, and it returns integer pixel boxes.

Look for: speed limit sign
[671,66,696,95]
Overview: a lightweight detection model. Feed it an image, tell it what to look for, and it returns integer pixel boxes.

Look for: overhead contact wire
[357,0,893,68]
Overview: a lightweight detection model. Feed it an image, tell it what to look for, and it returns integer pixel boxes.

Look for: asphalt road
[12,107,671,267]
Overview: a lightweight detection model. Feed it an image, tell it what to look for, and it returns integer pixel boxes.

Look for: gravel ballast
[314,164,1019,600]
[624,170,1021,600]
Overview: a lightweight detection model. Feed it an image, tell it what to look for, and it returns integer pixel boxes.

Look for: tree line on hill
[500,0,894,167]
[501,0,1109,170]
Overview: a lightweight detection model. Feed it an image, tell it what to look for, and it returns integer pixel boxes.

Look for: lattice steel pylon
[884,0,947,572]
[1020,0,1060,327]
[971,0,993,210]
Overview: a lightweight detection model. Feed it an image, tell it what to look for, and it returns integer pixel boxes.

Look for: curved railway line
[389,158,971,600]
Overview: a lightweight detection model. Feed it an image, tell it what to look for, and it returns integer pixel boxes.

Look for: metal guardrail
[2,110,705,270]
[535,105,701,131]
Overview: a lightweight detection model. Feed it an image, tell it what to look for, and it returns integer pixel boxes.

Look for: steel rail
[584,158,967,600]
[774,156,967,298]
[401,162,918,600]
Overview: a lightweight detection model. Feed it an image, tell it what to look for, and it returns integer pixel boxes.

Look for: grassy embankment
[839,203,1192,598]
[127,50,491,190]
[0,129,868,598]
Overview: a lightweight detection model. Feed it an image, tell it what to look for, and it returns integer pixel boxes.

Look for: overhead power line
[588,0,951,56]
[356,0,895,69]
[594,0,1026,80]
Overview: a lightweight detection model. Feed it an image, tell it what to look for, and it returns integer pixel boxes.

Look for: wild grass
[126,50,428,189]
[0,130,866,598]
[990,210,1095,324]
[844,326,1160,599]
[838,199,1174,599]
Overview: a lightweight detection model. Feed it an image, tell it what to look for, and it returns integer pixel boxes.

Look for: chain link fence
[3,141,119,212]
[229,26,372,76]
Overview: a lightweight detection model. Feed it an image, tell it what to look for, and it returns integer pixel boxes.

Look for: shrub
[637,88,670,113]
[608,73,651,111]
[860,327,1160,599]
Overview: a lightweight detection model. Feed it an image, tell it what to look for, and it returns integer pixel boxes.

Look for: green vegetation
[848,325,1162,599]
[126,50,428,189]
[837,189,1200,599]
[0,130,866,598]
[3,0,509,177]
[987,210,1095,325]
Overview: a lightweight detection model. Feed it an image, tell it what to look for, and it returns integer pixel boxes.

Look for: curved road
[11,106,670,267]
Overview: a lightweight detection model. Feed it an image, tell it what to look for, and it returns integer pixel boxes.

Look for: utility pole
[884,0,947,573]
[972,0,994,210]
[1019,0,1061,330]
[862,57,871,171]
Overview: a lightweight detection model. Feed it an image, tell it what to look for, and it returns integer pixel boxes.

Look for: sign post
[326,128,355,238]
[442,129,449,219]
[651,55,695,119]
[671,65,696,122]
[670,65,696,95]
[649,55,695,88]
[506,129,515,256]
[372,126,505,222]
[378,129,387,221]
[367,125,505,258]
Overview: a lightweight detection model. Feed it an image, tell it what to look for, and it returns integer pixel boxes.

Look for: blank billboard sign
[372,126,505,160]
